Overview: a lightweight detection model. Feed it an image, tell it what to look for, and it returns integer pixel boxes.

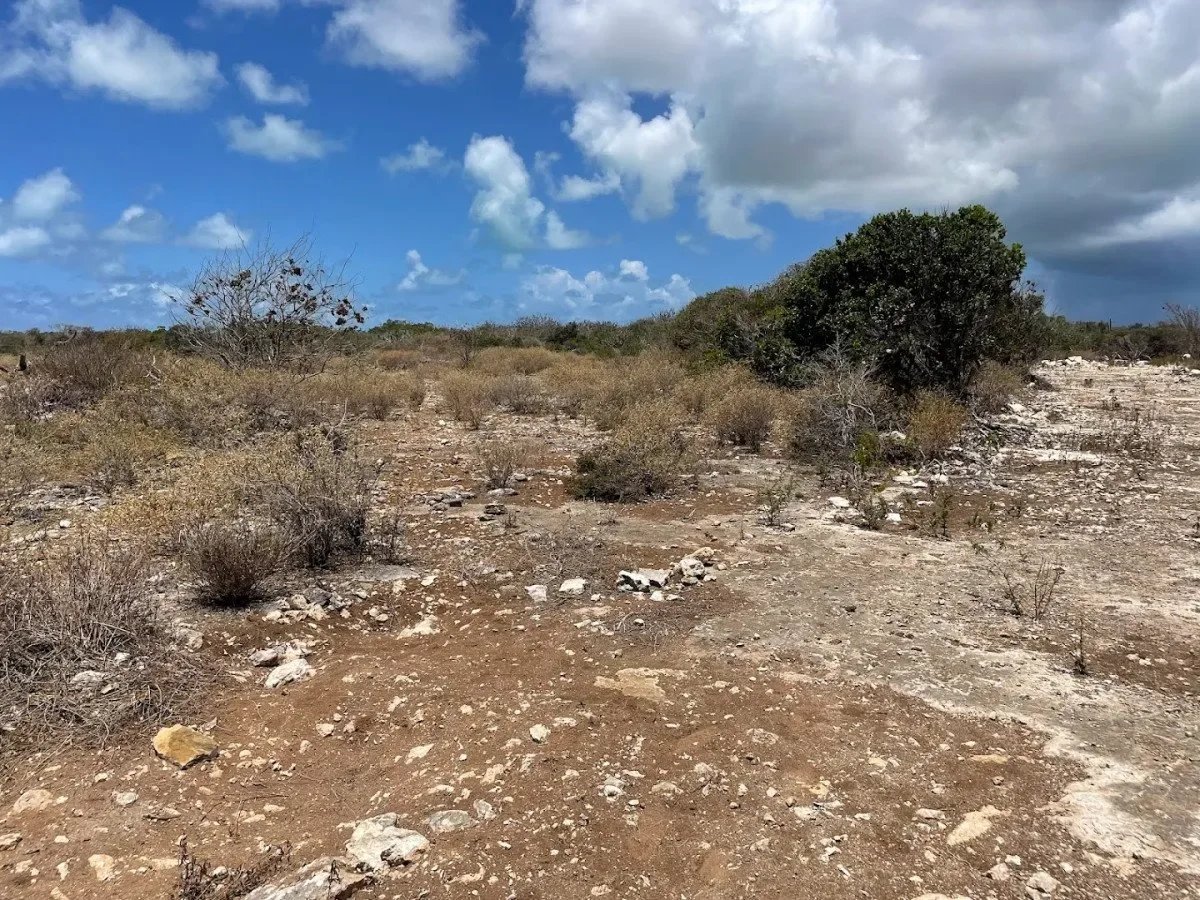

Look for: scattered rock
[525,584,548,603]
[152,725,218,769]
[398,615,440,638]
[89,853,116,882]
[618,569,670,592]
[947,805,1006,846]
[473,800,496,821]
[345,815,429,870]
[529,724,550,743]
[244,857,370,900]
[11,788,54,815]
[70,670,107,691]
[265,658,314,689]
[425,810,475,833]
[0,833,22,851]
[986,862,1011,882]
[559,577,588,596]
[1025,871,1060,898]
[112,791,138,807]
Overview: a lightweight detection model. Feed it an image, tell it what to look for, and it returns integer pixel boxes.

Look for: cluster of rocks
[263,586,349,624]
[423,487,476,511]
[618,548,720,597]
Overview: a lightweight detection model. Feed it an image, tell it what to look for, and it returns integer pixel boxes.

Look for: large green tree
[778,205,1044,394]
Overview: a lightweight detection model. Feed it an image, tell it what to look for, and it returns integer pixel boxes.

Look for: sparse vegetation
[997,554,1064,620]
[0,537,196,749]
[907,391,969,459]
[571,402,697,502]
[708,383,779,452]
[181,522,289,607]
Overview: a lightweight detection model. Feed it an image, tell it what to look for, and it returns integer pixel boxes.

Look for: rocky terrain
[2,358,1199,900]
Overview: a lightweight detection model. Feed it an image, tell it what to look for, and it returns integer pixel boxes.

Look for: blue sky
[2,0,1199,330]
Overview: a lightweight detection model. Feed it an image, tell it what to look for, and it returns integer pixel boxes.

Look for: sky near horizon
[1,0,1199,331]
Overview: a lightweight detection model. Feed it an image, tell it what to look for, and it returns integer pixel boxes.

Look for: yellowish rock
[152,725,217,769]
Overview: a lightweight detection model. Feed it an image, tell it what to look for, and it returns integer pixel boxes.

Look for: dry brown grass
[439,371,495,429]
[571,399,698,502]
[673,365,757,419]
[376,348,425,370]
[707,383,780,452]
[969,361,1027,415]
[180,522,289,607]
[488,373,546,414]
[472,346,559,376]
[0,536,200,751]
[542,356,609,417]
[907,391,969,459]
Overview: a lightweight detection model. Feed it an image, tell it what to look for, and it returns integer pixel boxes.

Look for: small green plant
[924,483,956,539]
[1072,616,1090,677]
[757,472,799,526]
[998,553,1064,620]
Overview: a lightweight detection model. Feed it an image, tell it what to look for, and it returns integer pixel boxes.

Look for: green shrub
[571,403,696,502]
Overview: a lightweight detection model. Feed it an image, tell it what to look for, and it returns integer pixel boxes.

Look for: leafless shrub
[997,553,1064,620]
[180,522,289,607]
[36,331,137,408]
[0,537,197,750]
[673,366,757,419]
[488,374,546,414]
[479,440,531,489]
[175,839,291,900]
[1073,616,1090,677]
[248,431,380,569]
[1165,303,1200,357]
[176,236,366,375]
[789,351,896,460]
[757,471,799,526]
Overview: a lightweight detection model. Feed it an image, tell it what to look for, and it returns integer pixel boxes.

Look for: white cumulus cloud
[225,114,339,162]
[1,0,223,109]
[101,205,167,243]
[544,211,591,249]
[12,168,79,221]
[326,0,483,81]
[183,213,251,251]
[397,249,465,291]
[464,135,546,250]
[520,260,694,319]
[0,225,52,258]
[236,62,309,105]
[519,0,1200,275]
[382,138,448,174]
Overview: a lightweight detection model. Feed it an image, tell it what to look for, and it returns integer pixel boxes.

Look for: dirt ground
[2,359,1199,899]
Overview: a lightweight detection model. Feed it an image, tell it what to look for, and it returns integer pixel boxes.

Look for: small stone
[0,833,22,851]
[525,585,548,603]
[473,799,496,821]
[243,857,368,900]
[11,789,55,815]
[345,814,429,870]
[559,578,588,596]
[113,791,138,807]
[265,658,314,689]
[1025,871,1060,897]
[829,496,852,509]
[89,854,116,882]
[425,810,475,833]
[986,862,1011,882]
[529,724,550,743]
[152,725,218,769]
[916,808,946,821]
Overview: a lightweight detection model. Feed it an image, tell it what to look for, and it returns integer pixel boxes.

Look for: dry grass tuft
[247,431,380,569]
[707,383,780,451]
[180,522,289,607]
[571,400,697,502]
[907,391,969,459]
[488,374,546,414]
[479,439,532,489]
[0,537,200,751]
[969,361,1027,415]
[440,372,495,429]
